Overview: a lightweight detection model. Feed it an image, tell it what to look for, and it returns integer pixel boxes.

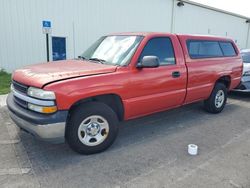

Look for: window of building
[52,37,66,61]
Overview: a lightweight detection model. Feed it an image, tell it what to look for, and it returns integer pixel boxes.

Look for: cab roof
[108,32,233,41]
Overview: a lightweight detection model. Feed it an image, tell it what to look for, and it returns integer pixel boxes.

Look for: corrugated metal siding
[0,0,249,72]
[0,0,173,72]
[174,2,249,49]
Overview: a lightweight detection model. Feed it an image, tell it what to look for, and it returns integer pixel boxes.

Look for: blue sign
[42,21,51,28]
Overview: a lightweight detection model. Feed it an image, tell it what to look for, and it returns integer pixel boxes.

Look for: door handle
[172,71,180,78]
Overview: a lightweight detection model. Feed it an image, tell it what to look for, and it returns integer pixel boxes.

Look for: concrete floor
[0,93,250,188]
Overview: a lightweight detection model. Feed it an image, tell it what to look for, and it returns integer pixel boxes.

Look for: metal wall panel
[0,0,173,72]
[0,0,249,72]
[173,2,249,49]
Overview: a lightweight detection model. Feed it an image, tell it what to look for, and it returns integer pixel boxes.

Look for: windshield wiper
[78,55,86,60]
[89,57,106,64]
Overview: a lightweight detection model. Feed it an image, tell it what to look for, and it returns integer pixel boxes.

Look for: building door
[52,37,66,61]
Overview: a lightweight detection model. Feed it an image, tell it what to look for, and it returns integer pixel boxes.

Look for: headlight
[28,103,57,114]
[27,87,56,100]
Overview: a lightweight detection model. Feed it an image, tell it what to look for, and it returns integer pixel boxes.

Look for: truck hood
[12,60,117,88]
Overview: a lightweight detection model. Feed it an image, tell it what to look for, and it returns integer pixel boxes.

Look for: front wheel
[66,102,119,154]
[204,83,227,113]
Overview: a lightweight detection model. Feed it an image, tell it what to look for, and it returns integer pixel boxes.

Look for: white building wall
[0,0,250,72]
[173,2,249,49]
[0,0,173,72]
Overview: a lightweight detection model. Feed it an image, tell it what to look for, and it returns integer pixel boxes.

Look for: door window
[139,37,176,65]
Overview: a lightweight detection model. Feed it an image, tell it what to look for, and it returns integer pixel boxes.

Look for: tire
[204,83,227,114]
[66,102,119,155]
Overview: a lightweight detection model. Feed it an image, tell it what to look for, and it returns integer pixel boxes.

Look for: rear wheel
[204,83,227,113]
[66,102,119,154]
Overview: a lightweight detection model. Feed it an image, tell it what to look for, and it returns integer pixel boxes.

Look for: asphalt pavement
[0,92,250,188]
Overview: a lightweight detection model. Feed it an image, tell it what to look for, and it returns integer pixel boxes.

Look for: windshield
[81,35,143,66]
[241,51,250,63]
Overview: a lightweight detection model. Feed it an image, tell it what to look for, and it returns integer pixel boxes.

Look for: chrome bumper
[9,110,65,143]
[233,81,250,93]
[233,88,250,92]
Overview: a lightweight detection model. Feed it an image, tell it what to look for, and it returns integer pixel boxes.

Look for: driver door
[124,36,187,119]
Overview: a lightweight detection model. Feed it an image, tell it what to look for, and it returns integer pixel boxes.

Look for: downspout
[170,0,176,33]
[246,20,250,49]
[72,22,76,58]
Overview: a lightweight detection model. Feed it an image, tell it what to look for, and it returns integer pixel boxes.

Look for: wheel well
[216,76,231,89]
[68,94,124,121]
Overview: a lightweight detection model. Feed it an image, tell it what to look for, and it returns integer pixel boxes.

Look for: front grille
[12,80,28,94]
[14,96,28,108]
[12,80,29,108]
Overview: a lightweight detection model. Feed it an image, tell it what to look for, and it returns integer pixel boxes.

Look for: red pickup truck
[7,32,242,154]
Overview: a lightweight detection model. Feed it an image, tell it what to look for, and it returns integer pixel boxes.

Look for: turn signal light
[28,103,57,114]
[42,106,57,114]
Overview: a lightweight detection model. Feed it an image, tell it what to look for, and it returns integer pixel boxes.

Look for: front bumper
[7,93,68,143]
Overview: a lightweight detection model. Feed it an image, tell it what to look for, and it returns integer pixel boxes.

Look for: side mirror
[137,56,160,68]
